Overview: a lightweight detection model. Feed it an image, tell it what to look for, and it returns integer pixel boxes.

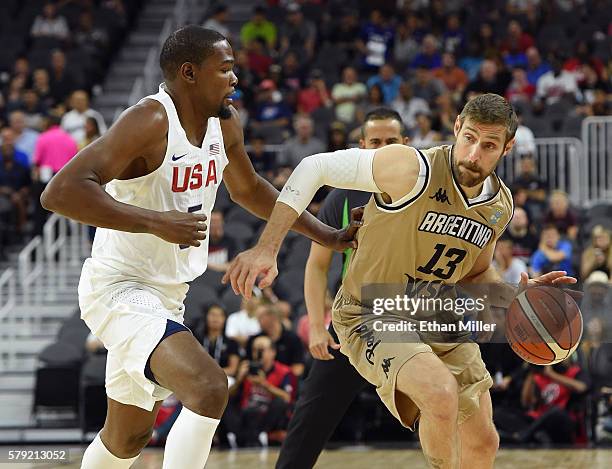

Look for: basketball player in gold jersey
[224,94,576,468]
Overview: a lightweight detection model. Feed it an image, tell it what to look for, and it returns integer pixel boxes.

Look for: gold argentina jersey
[342,144,514,303]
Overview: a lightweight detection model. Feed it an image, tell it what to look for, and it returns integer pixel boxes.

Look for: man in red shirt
[228,335,296,446]
[519,357,589,443]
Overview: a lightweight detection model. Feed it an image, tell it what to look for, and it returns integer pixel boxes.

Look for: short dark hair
[361,108,406,137]
[159,26,227,80]
[459,93,518,144]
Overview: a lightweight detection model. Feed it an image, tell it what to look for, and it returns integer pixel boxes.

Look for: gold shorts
[332,288,493,430]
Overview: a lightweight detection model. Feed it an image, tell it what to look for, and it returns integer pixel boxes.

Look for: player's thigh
[148,330,228,415]
[395,351,458,413]
[103,397,163,441]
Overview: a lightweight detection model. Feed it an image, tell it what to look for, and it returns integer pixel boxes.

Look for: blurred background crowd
[1,0,611,452]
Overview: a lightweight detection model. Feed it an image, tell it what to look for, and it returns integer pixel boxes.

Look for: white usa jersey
[88,84,229,288]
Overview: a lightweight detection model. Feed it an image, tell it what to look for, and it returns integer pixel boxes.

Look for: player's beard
[218,104,232,120]
[452,152,501,188]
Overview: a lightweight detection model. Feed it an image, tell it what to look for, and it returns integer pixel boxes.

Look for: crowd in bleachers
[0,0,142,254]
[11,0,612,451]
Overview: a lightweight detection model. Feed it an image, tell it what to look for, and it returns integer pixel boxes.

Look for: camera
[249,347,264,376]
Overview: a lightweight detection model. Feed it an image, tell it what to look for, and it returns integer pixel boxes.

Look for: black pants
[276,324,370,469]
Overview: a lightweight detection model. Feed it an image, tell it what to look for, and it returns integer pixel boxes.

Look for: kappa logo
[429,188,451,205]
[381,356,395,379]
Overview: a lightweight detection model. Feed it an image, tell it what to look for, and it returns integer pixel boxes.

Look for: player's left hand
[520,271,577,289]
[325,206,364,252]
[222,245,278,299]
[519,271,583,302]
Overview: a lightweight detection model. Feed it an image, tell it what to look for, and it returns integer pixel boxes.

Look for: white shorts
[78,259,187,411]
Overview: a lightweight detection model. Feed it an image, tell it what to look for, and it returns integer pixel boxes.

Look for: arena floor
[2,447,612,468]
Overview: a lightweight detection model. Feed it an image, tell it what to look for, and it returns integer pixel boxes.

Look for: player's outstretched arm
[40,100,208,247]
[221,108,357,251]
[223,145,422,298]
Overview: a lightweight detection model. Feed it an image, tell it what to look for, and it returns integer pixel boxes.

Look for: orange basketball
[506,286,583,365]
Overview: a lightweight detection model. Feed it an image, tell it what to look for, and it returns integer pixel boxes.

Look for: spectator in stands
[207,211,237,273]
[442,13,465,54]
[32,113,78,182]
[5,76,26,114]
[535,55,580,106]
[246,37,273,80]
[512,118,536,159]
[464,59,508,100]
[494,236,527,284]
[196,304,240,380]
[530,224,574,277]
[11,57,30,83]
[79,117,101,150]
[576,87,611,117]
[581,271,612,326]
[249,134,275,178]
[226,296,262,350]
[0,130,32,234]
[228,336,296,447]
[297,69,332,114]
[33,68,54,109]
[74,10,109,73]
[564,39,606,80]
[500,20,534,55]
[411,34,442,70]
[49,49,80,105]
[331,66,367,124]
[506,68,536,105]
[355,84,384,124]
[410,66,446,104]
[247,303,305,378]
[432,52,468,100]
[391,82,430,132]
[240,6,276,49]
[61,90,106,146]
[0,128,29,168]
[525,47,551,86]
[21,90,47,132]
[513,155,547,203]
[30,1,70,42]
[278,51,305,93]
[356,9,394,70]
[326,8,360,62]
[506,207,539,264]
[367,64,402,104]
[519,357,589,444]
[410,112,441,146]
[431,92,458,140]
[7,111,39,163]
[202,4,231,40]
[477,22,499,58]
[279,3,316,62]
[393,20,419,70]
[581,226,612,279]
[459,40,485,82]
[251,80,292,138]
[327,121,348,152]
[543,190,578,241]
[279,115,325,168]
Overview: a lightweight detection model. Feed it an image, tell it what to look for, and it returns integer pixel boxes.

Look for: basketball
[506,286,583,365]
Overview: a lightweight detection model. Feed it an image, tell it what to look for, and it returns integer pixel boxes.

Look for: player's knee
[181,366,229,418]
[103,426,153,457]
[466,423,499,457]
[420,378,459,421]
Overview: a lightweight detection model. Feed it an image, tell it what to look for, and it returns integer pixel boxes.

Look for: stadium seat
[225,204,261,228]
[190,269,226,295]
[79,354,108,435]
[184,284,220,327]
[224,221,255,249]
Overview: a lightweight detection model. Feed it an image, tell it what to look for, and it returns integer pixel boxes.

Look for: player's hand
[153,210,208,247]
[236,360,249,382]
[309,324,340,360]
[520,271,577,289]
[222,245,278,299]
[325,206,364,252]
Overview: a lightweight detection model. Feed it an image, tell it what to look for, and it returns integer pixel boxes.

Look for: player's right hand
[309,324,340,360]
[153,210,208,247]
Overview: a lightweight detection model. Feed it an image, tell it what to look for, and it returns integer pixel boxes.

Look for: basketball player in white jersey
[41,27,357,469]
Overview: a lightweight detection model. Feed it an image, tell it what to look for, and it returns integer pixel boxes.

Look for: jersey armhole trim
[373,148,431,213]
